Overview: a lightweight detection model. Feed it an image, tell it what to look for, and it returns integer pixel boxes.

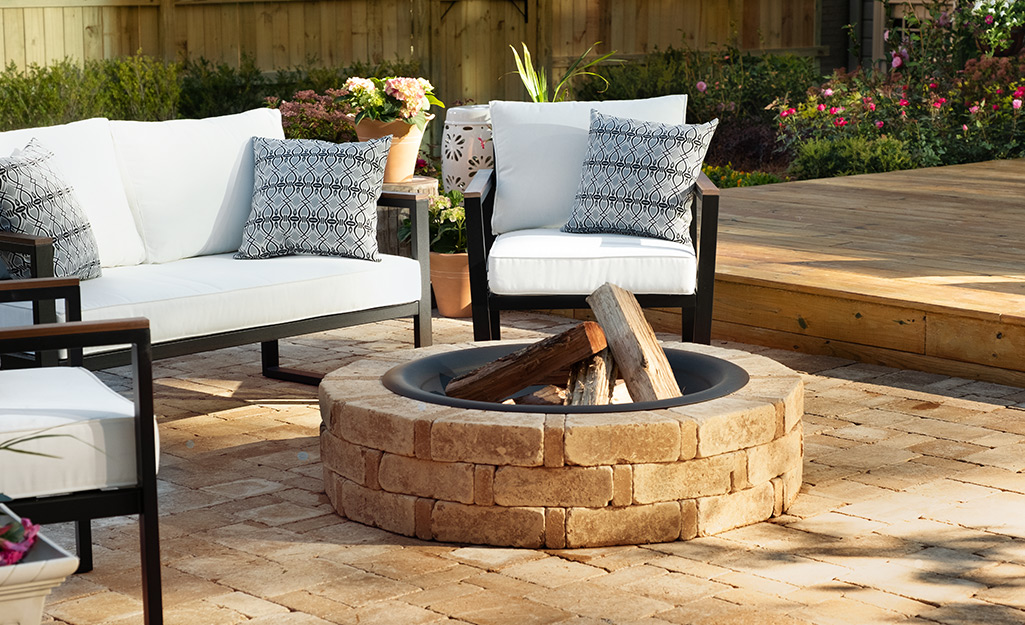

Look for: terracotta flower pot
[430,252,472,318]
[354,116,433,183]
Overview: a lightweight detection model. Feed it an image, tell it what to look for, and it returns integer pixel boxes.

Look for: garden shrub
[97,53,179,121]
[178,55,268,119]
[702,163,783,188]
[787,136,914,179]
[269,89,357,143]
[575,46,819,171]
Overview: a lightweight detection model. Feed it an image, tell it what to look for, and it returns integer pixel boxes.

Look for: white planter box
[0,504,79,625]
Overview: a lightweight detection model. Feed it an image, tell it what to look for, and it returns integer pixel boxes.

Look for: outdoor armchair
[464,96,720,343]
[0,277,162,625]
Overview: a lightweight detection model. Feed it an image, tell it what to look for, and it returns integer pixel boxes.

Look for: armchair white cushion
[0,367,159,499]
[487,228,697,296]
[489,95,687,234]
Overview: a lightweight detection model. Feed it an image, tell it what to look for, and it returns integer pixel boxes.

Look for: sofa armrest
[464,168,496,309]
[0,232,55,279]
[692,171,720,343]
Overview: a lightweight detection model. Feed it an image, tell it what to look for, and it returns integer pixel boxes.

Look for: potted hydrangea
[336,76,445,183]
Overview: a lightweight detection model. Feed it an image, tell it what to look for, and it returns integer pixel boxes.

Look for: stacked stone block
[320,342,804,548]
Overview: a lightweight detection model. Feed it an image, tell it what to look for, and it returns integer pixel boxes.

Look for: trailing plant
[509,42,619,102]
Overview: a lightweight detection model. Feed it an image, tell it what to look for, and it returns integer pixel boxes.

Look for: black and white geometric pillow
[562,110,718,245]
[235,136,390,262]
[0,139,102,280]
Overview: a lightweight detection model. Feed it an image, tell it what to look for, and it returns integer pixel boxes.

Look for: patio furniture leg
[260,340,323,386]
[75,519,93,573]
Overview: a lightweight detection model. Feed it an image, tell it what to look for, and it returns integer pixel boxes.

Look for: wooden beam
[446,321,608,402]
[586,283,681,402]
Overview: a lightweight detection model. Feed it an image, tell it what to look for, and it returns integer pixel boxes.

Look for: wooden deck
[705,158,1025,386]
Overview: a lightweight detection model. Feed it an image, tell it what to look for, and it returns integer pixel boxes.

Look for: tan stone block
[771,476,785,516]
[747,421,804,485]
[364,449,382,490]
[679,417,697,460]
[671,397,778,457]
[544,415,565,467]
[432,501,545,548]
[474,465,495,505]
[320,430,366,485]
[782,464,803,512]
[342,480,416,536]
[324,470,346,517]
[696,481,774,536]
[493,465,613,507]
[415,497,434,540]
[612,465,633,507]
[545,508,567,549]
[431,410,544,466]
[564,411,680,466]
[735,375,804,437]
[565,502,681,547]
[731,450,750,491]
[414,419,432,459]
[680,499,698,539]
[378,453,474,503]
[333,394,416,456]
[632,456,732,504]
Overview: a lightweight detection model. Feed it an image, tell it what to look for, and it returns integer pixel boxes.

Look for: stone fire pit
[319,341,804,548]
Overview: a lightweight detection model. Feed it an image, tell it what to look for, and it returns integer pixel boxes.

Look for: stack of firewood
[446,283,682,406]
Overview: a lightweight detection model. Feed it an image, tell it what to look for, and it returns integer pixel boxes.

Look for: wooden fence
[0,0,822,106]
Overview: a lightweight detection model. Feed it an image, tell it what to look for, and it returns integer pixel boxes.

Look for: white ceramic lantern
[441,104,494,192]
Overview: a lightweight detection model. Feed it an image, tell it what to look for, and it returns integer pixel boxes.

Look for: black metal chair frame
[0,191,433,386]
[463,168,720,344]
[0,278,162,625]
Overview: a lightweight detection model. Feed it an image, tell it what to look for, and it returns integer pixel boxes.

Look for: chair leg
[74,519,93,574]
[490,308,501,340]
[139,494,163,625]
[260,340,322,386]
[471,298,495,341]
[414,301,433,347]
[682,306,696,343]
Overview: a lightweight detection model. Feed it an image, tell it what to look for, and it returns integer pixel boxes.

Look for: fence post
[160,0,176,62]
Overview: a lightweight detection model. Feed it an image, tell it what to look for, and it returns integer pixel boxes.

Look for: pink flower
[696,81,707,93]
[816,103,826,111]
[929,82,938,89]
[932,97,946,108]
[867,102,876,111]
[899,98,909,107]
[892,55,903,69]
[985,14,995,25]
[962,124,968,131]
[994,103,1000,110]
[1015,86,1025,98]
[1014,99,1023,110]
[829,106,839,114]
[969,105,980,114]
[997,88,1004,95]
[823,88,834,97]
[833,117,847,127]
[875,120,885,129]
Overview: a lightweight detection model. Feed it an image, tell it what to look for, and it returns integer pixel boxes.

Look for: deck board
[705,158,1025,385]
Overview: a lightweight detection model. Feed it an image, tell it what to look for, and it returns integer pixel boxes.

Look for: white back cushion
[111,108,285,263]
[0,118,146,267]
[489,95,688,234]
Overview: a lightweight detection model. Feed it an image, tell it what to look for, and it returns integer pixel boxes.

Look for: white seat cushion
[0,367,158,499]
[487,229,696,296]
[489,95,688,234]
[0,118,146,268]
[0,253,423,347]
[111,108,285,263]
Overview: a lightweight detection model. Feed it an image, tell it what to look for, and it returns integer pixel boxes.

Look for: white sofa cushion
[0,254,423,346]
[111,108,285,264]
[0,367,158,499]
[0,118,146,268]
[489,95,688,234]
[487,228,696,296]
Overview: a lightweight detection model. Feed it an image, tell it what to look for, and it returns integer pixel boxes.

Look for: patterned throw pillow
[562,110,718,244]
[0,139,102,280]
[235,136,391,262]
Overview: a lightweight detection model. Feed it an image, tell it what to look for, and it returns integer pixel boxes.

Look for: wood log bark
[446,321,608,402]
[586,283,682,402]
[565,347,617,406]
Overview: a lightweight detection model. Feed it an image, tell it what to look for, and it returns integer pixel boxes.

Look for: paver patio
[39,312,1025,625]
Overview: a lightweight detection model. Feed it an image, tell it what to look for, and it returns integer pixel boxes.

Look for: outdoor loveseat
[0,109,431,383]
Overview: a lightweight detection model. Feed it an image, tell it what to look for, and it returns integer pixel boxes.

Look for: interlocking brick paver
[39,313,1025,625]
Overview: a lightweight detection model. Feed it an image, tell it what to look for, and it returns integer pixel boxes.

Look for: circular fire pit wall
[319,341,804,548]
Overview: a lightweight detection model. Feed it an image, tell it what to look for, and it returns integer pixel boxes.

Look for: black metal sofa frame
[463,169,720,344]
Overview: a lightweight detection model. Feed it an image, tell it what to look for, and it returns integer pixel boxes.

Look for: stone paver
[37,312,1025,625]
